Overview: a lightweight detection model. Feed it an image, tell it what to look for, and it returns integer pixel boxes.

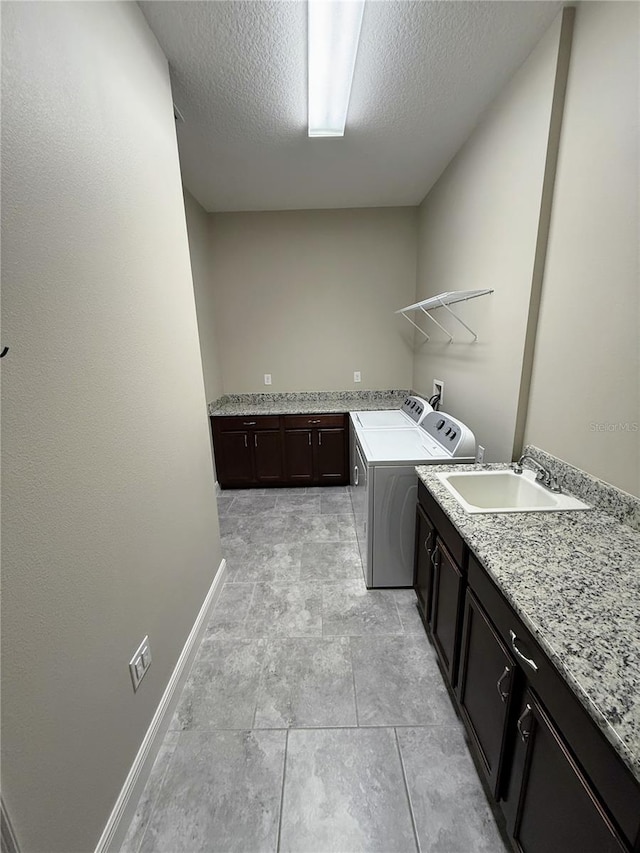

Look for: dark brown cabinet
[430,537,464,687]
[211,413,348,489]
[215,429,254,485]
[413,480,467,690]
[414,483,640,853]
[414,503,436,624]
[457,590,515,797]
[316,426,347,482]
[282,428,314,483]
[504,690,627,853]
[211,416,283,487]
[282,415,348,486]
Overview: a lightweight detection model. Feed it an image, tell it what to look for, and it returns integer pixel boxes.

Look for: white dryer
[350,411,475,589]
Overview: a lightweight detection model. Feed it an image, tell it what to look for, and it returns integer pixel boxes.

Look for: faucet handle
[549,473,566,494]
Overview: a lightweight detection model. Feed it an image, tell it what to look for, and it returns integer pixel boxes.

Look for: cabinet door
[457,590,515,797]
[413,504,435,625]
[283,430,314,482]
[431,537,463,687]
[253,430,283,483]
[507,691,627,853]
[216,431,253,485]
[316,427,347,483]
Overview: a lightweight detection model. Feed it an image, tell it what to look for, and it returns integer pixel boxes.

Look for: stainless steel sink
[436,469,591,514]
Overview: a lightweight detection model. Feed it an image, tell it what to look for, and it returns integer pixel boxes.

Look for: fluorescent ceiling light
[308,0,365,137]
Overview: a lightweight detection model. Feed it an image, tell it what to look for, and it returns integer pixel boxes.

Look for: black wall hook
[0,347,9,358]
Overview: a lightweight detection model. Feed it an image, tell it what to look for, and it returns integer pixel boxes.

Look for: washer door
[371,465,418,587]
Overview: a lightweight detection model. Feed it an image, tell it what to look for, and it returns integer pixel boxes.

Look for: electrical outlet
[129,636,152,692]
[476,445,485,463]
[433,379,444,404]
[354,371,361,383]
[264,374,272,386]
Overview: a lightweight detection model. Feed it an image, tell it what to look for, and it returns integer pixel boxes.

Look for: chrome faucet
[512,453,563,493]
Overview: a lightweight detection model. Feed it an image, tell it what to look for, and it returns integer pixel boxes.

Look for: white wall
[524,2,640,496]
[1,4,222,851]
[184,188,224,404]
[413,15,563,461]
[208,208,418,395]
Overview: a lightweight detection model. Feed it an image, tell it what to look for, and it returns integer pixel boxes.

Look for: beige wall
[208,208,418,395]
[524,2,640,496]
[1,4,222,851]
[184,188,224,404]
[413,15,563,462]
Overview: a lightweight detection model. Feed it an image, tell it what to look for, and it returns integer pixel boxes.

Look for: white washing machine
[350,410,475,588]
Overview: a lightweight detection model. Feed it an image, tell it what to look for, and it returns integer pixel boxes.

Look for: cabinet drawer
[283,414,345,429]
[468,553,640,847]
[214,415,281,431]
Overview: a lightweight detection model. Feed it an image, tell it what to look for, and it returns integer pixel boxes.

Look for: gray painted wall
[1,3,222,850]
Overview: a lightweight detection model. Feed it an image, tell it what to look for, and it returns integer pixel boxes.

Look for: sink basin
[436,469,591,514]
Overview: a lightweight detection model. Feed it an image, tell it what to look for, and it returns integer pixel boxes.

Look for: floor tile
[397,726,510,853]
[120,732,179,853]
[169,639,267,731]
[220,542,248,575]
[274,494,321,514]
[227,494,278,515]
[218,515,241,539]
[254,638,357,728]
[219,487,267,495]
[337,515,358,541]
[245,582,323,637]
[320,492,353,514]
[205,582,254,637]
[233,515,290,545]
[225,542,302,583]
[215,496,235,516]
[322,579,404,636]
[138,729,286,853]
[394,589,428,634]
[351,634,453,726]
[279,727,417,853]
[300,541,362,581]
[284,513,340,542]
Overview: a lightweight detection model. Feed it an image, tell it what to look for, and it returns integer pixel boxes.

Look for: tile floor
[121,486,509,853]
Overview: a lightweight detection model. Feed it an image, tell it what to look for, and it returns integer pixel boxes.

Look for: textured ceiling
[139,0,563,212]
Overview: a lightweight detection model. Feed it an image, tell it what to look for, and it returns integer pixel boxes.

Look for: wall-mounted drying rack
[395,289,493,342]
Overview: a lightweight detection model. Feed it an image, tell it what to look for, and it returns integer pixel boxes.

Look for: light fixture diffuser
[308,0,365,137]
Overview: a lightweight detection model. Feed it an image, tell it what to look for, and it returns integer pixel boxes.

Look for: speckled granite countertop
[208,390,412,417]
[416,447,640,785]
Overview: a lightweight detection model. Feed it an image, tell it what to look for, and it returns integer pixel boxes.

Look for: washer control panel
[421,411,476,458]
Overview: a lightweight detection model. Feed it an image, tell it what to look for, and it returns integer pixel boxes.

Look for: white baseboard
[94,558,227,853]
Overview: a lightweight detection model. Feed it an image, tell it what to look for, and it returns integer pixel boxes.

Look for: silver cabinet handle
[308,419,321,424]
[496,666,511,703]
[243,421,257,426]
[319,433,322,446]
[509,630,538,672]
[354,465,359,486]
[517,704,533,742]
[254,434,258,448]
[244,435,248,448]
[308,433,312,446]
[430,546,439,570]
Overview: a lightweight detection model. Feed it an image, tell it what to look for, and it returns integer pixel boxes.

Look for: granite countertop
[416,451,640,785]
[208,390,412,417]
